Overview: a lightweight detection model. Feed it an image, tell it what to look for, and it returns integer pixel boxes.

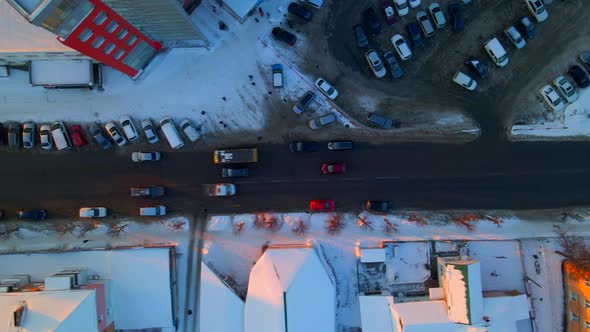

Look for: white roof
[359,295,395,332]
[245,248,335,332]
[392,300,454,332]
[30,59,93,85]
[0,0,76,53]
[479,294,531,331]
[199,263,244,332]
[222,0,261,20]
[0,289,97,332]
[443,261,483,324]
[360,248,387,263]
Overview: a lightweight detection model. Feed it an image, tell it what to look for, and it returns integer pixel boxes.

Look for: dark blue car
[362,8,382,35]
[288,2,312,22]
[406,23,424,48]
[17,209,47,220]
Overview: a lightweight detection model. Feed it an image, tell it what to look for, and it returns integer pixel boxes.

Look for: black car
[448,3,464,32]
[222,168,249,178]
[8,123,19,149]
[365,200,393,213]
[464,56,489,79]
[406,23,425,48]
[0,123,5,145]
[130,186,165,198]
[272,27,297,46]
[290,141,319,152]
[568,65,590,88]
[288,2,312,22]
[17,209,47,220]
[362,8,382,35]
[515,16,536,39]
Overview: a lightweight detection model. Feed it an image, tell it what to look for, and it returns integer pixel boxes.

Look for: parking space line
[375,176,401,179]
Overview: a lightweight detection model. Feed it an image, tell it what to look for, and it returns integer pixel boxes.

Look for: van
[483,38,509,67]
[367,113,396,129]
[50,121,72,151]
[159,117,185,149]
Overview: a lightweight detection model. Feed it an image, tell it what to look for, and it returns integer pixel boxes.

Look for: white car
[553,76,578,103]
[314,78,339,100]
[539,85,565,112]
[391,34,412,61]
[504,26,525,49]
[180,119,201,142]
[39,124,53,150]
[79,207,107,218]
[132,151,161,162]
[365,50,387,78]
[394,0,409,16]
[105,122,127,146]
[409,0,421,8]
[22,122,35,149]
[452,72,477,91]
[416,11,435,38]
[526,0,548,22]
[141,119,159,144]
[119,115,138,141]
[428,3,446,29]
[139,206,167,217]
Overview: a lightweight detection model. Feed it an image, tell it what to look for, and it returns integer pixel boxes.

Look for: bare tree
[383,218,398,234]
[326,214,344,235]
[483,215,504,227]
[79,221,101,237]
[357,215,373,230]
[169,220,187,231]
[108,223,128,238]
[408,213,426,226]
[56,222,77,237]
[0,227,19,240]
[561,211,585,222]
[453,214,478,231]
[233,221,245,236]
[555,226,590,268]
[292,219,309,236]
[253,214,281,232]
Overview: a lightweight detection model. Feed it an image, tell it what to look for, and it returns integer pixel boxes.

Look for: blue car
[17,209,47,220]
[406,23,424,48]
[288,2,312,22]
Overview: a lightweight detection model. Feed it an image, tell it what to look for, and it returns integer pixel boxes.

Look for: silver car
[140,206,167,216]
[309,114,336,129]
[428,3,446,29]
[416,11,435,38]
[40,124,53,150]
[141,119,159,144]
[22,122,35,149]
[105,122,127,146]
[553,76,578,103]
[119,115,138,141]
[365,50,387,78]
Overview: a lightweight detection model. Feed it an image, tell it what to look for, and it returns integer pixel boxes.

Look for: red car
[309,199,335,212]
[321,162,346,174]
[382,0,399,26]
[69,125,88,147]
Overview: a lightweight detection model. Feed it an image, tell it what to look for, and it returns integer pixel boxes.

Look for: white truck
[205,183,236,197]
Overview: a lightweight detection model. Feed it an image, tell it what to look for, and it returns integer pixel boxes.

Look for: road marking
[303,178,328,182]
[271,180,290,183]
[238,181,257,184]
[375,176,401,179]
[342,177,363,181]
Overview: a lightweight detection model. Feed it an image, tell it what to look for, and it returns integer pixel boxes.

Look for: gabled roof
[199,263,244,332]
[359,295,395,332]
[244,248,335,332]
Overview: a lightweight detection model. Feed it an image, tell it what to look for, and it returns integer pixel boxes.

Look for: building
[244,246,336,332]
[199,262,244,332]
[564,260,590,332]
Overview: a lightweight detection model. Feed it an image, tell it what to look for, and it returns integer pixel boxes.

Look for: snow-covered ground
[511,86,590,140]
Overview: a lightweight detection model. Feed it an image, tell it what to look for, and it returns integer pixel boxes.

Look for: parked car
[568,65,590,88]
[382,0,398,26]
[362,8,382,35]
[0,123,5,145]
[180,119,201,142]
[448,3,464,32]
[416,11,435,38]
[391,34,412,61]
[579,51,590,70]
[409,0,420,8]
[272,27,297,46]
[314,78,339,99]
[132,151,161,162]
[130,186,165,197]
[8,123,19,149]
[140,206,166,217]
[222,168,249,178]
[79,207,107,218]
[17,209,47,220]
[298,0,323,8]
[105,122,127,146]
[516,16,536,39]
[406,23,425,48]
[290,141,320,152]
[272,64,283,88]
[69,125,88,147]
[119,115,138,141]
[428,3,446,29]
[365,50,387,78]
[526,0,548,22]
[321,162,346,174]
[309,114,336,129]
[22,122,35,149]
[309,199,335,212]
[383,51,404,78]
[141,119,159,144]
[354,24,369,48]
[504,26,525,49]
[452,71,477,91]
[465,56,489,79]
[328,140,353,150]
[539,85,565,112]
[394,0,409,16]
[293,91,316,114]
[288,2,312,22]
[553,76,578,103]
[89,123,112,149]
[39,124,53,150]
[368,113,396,129]
[366,200,393,213]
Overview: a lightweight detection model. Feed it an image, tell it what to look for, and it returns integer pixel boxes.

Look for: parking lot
[284,0,590,139]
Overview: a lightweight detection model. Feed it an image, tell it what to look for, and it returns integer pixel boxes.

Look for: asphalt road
[3,140,590,219]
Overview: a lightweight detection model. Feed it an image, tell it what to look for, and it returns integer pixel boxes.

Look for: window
[571,312,579,322]
[106,21,119,33]
[78,28,93,42]
[91,36,105,48]
[114,49,125,60]
[571,292,579,301]
[127,35,138,46]
[585,279,590,287]
[104,43,116,55]
[39,0,94,37]
[117,29,129,40]
[93,11,107,25]
[586,299,590,308]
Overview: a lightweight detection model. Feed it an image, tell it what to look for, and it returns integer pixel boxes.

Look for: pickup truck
[213,148,258,164]
[205,184,236,197]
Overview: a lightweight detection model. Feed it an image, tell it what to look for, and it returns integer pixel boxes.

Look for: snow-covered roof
[359,295,395,332]
[391,300,455,332]
[478,294,531,331]
[222,0,261,21]
[0,289,97,332]
[0,247,174,330]
[441,260,483,325]
[199,262,244,332]
[0,0,76,53]
[244,247,335,332]
[360,248,386,263]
